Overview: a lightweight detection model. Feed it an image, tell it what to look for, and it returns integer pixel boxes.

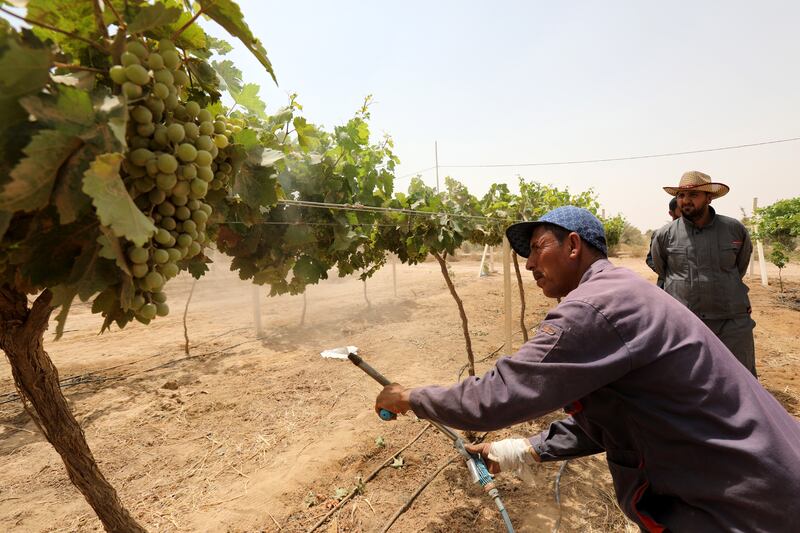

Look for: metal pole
[392,256,398,297]
[435,141,440,194]
[748,198,756,278]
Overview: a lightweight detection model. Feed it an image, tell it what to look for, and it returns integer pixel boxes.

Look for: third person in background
[646,197,681,288]
[650,171,757,376]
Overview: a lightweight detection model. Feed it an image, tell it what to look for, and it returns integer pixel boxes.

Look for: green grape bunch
[108,37,234,323]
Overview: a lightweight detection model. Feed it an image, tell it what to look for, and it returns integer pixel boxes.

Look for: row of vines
[0,1,624,531]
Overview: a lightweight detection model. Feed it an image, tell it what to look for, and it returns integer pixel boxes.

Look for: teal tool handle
[379,408,396,421]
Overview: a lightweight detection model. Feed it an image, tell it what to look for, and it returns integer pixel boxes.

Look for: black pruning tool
[347,352,515,533]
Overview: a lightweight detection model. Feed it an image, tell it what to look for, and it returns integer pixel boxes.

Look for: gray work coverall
[650,208,756,375]
[409,259,800,532]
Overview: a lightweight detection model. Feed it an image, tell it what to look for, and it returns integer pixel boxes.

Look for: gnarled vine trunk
[512,254,529,342]
[0,285,146,533]
[432,251,475,376]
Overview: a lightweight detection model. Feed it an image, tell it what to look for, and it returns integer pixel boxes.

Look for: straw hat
[663,171,729,199]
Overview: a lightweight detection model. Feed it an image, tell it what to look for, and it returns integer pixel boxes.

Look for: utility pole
[435,141,440,194]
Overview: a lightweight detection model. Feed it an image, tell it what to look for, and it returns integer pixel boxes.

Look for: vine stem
[92,0,109,40]
[171,6,205,40]
[183,279,197,355]
[104,0,126,28]
[0,6,108,54]
[53,62,105,74]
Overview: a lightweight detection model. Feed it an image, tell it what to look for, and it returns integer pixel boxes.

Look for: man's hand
[375,383,412,419]
[465,442,502,474]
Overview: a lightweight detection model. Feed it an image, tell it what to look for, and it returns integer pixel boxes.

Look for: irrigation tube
[348,352,515,533]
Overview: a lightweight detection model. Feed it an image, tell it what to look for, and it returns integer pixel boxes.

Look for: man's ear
[568,232,581,257]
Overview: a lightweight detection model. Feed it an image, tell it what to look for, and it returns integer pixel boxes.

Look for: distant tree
[769,243,789,293]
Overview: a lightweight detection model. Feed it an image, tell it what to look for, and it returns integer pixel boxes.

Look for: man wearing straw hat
[650,171,756,376]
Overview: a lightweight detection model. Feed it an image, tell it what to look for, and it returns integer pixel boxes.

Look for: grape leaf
[232,162,279,210]
[0,38,51,98]
[293,117,321,152]
[236,83,267,119]
[0,130,82,213]
[128,3,181,34]
[198,0,277,83]
[0,211,11,241]
[212,59,243,94]
[20,85,94,135]
[207,36,233,55]
[284,225,316,248]
[81,153,156,246]
[293,255,326,285]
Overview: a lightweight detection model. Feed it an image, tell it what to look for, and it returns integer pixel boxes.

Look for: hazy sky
[205,1,798,230]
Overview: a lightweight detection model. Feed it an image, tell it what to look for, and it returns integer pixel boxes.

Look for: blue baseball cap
[505,206,608,257]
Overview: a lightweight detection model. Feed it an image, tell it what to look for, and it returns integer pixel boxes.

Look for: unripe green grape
[182,219,197,234]
[213,134,229,149]
[152,213,162,223]
[209,144,219,159]
[165,94,179,110]
[138,302,157,320]
[209,179,221,190]
[152,249,169,264]
[197,122,213,137]
[190,178,208,197]
[128,246,148,264]
[156,172,177,191]
[134,177,155,192]
[147,52,164,70]
[161,216,177,231]
[173,104,188,121]
[200,203,213,215]
[158,201,175,217]
[177,233,193,248]
[152,82,169,100]
[219,162,232,174]
[131,106,152,124]
[162,49,181,70]
[151,291,167,304]
[145,271,165,291]
[153,68,174,85]
[197,166,214,182]
[122,82,142,99]
[152,124,168,145]
[154,228,172,245]
[132,263,149,278]
[214,120,226,134]
[121,51,140,67]
[136,122,155,137]
[176,143,197,162]
[173,69,189,86]
[184,101,200,118]
[175,205,191,221]
[171,194,188,207]
[155,301,170,316]
[195,150,212,167]
[187,241,202,258]
[196,231,206,244]
[126,163,146,178]
[158,38,176,52]
[125,64,150,85]
[191,209,208,225]
[180,164,197,179]
[110,65,127,84]
[183,122,200,140]
[145,158,160,176]
[172,181,190,197]
[166,247,182,263]
[166,123,184,144]
[148,188,166,205]
[195,135,213,152]
[157,153,178,174]
[160,263,179,280]
[187,199,200,211]
[130,148,153,167]
[131,293,146,311]
[125,41,148,59]
[231,125,242,134]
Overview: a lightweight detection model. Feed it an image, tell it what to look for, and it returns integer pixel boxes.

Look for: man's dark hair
[669,197,678,211]
[538,223,606,258]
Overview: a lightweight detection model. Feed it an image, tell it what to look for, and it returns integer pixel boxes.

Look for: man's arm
[404,300,632,431]
[650,229,667,277]
[645,233,657,273]
[737,225,753,278]
[530,416,605,461]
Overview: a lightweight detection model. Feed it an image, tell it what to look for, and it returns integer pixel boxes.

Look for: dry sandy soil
[1,254,798,533]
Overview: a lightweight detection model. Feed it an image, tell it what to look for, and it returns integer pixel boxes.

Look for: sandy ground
[1,253,798,532]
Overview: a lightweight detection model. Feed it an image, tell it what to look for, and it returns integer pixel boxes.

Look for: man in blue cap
[376,206,800,531]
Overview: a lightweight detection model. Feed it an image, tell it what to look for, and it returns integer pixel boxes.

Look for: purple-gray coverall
[410,259,800,532]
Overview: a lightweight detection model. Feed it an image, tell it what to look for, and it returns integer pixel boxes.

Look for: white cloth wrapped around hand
[487,438,538,484]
